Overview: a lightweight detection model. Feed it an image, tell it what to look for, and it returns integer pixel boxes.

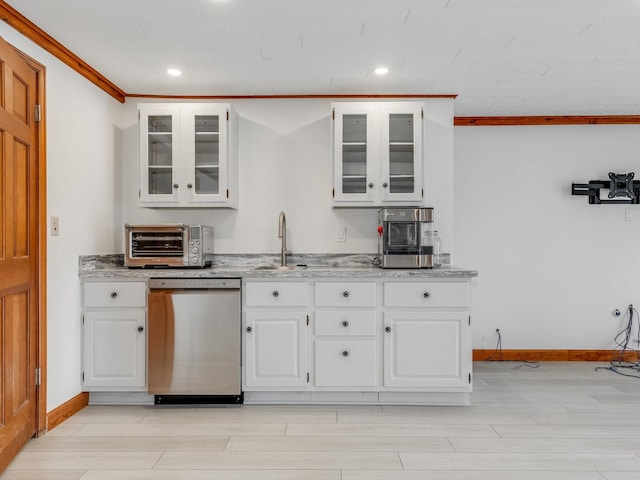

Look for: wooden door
[0,35,44,472]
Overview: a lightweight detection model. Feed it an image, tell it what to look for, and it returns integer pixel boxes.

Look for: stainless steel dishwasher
[148,278,242,404]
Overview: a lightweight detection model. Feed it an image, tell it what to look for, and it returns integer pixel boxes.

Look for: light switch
[51,216,59,236]
[336,226,346,242]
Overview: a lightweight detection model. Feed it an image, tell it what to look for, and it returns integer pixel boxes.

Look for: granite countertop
[79,254,478,279]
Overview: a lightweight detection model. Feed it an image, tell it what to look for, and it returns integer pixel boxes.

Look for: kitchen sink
[253,265,307,271]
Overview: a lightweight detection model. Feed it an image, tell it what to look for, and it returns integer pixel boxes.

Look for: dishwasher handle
[148,278,241,290]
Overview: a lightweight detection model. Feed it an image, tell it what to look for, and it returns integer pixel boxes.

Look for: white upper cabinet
[138,103,238,208]
[332,102,423,206]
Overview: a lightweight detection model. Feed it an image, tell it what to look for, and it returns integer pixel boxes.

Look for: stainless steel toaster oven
[124,224,214,268]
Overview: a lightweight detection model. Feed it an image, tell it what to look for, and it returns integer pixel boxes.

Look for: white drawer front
[384,282,469,308]
[315,339,377,387]
[315,310,377,336]
[84,281,147,308]
[314,282,376,307]
[245,282,308,307]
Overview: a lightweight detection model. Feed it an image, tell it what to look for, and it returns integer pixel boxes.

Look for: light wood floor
[3,361,640,479]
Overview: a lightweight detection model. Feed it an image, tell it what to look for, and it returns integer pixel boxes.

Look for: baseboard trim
[46,392,89,432]
[473,349,640,362]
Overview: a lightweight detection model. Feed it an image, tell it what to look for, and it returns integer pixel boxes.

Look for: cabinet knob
[382,182,388,188]
[423,291,431,299]
[137,326,144,333]
[385,326,392,333]
[368,182,374,189]
[272,290,279,297]
[187,183,193,189]
[342,290,350,298]
[173,183,179,189]
[342,350,350,357]
[342,320,349,328]
[110,291,118,299]
[246,326,253,333]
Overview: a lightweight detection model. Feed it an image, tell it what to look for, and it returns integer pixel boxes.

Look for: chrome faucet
[278,211,292,267]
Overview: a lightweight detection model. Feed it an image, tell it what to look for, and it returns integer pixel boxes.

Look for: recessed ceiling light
[167,68,182,77]
[374,67,389,75]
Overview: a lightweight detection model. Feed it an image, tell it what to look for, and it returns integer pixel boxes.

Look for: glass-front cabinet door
[380,103,423,203]
[139,105,180,204]
[138,103,236,207]
[332,102,423,206]
[184,104,228,204]
[332,103,378,202]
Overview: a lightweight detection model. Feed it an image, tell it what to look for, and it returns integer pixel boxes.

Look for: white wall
[0,26,123,411]
[455,125,640,350]
[120,98,454,256]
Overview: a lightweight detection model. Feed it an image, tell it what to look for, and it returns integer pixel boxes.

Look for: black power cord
[597,304,640,378]
[484,328,503,361]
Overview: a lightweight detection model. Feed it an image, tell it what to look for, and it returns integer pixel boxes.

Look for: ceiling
[5,0,640,116]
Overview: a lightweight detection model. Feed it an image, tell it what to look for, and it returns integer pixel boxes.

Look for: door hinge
[306,372,310,383]
[35,367,41,386]
[35,104,42,122]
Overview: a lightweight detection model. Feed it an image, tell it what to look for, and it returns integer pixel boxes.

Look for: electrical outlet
[51,216,59,236]
[625,208,635,222]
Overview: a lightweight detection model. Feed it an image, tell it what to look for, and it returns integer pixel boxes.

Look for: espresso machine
[377,207,440,268]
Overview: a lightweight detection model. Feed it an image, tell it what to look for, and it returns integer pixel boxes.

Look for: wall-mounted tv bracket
[572,172,639,204]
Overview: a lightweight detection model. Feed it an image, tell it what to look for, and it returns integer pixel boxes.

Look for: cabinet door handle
[423,291,431,299]
[272,290,279,297]
[385,326,392,333]
[173,183,179,189]
[137,326,144,333]
[187,183,193,189]
[110,291,118,299]
[368,182,374,189]
[382,182,388,188]
[246,326,253,333]
[342,320,349,328]
[342,350,350,357]
[342,290,350,298]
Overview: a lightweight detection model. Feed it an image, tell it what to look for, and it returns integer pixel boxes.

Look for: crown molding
[456,115,640,126]
[0,1,126,102]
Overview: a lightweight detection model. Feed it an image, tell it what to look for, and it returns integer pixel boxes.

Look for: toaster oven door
[126,225,187,267]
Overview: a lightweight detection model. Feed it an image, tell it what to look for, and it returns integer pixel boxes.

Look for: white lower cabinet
[243,277,473,404]
[243,280,309,388]
[383,311,470,388]
[83,310,146,388]
[82,280,147,390]
[244,311,308,387]
[382,281,472,390]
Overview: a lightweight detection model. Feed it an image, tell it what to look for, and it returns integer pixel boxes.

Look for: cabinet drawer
[384,282,469,308]
[315,339,377,387]
[84,282,147,308]
[315,311,377,336]
[314,282,376,307]
[245,282,307,307]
